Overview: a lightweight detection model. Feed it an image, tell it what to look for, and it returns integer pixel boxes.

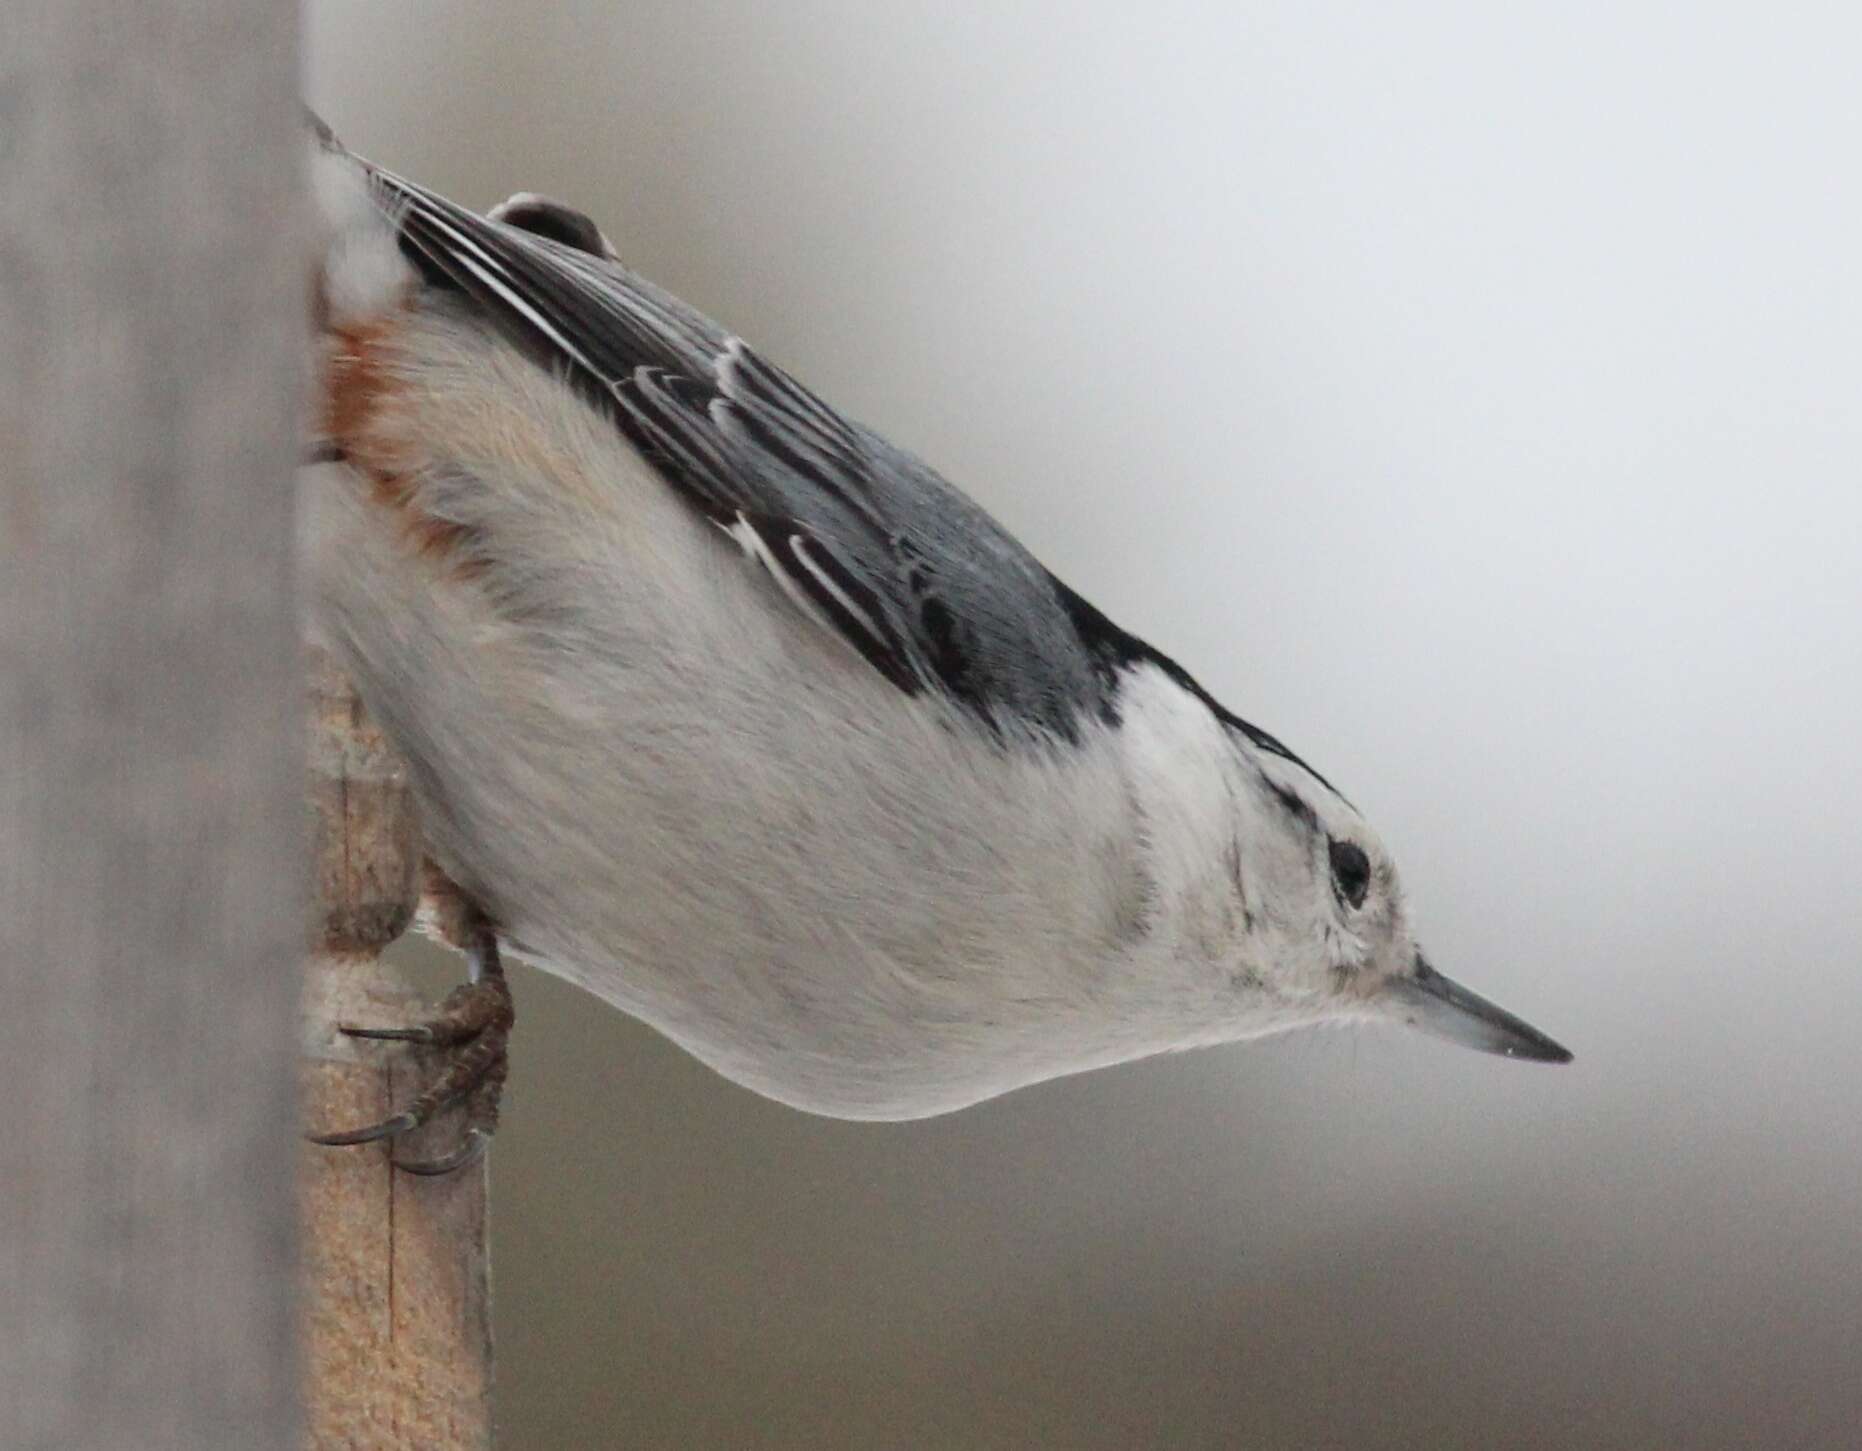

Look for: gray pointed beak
[1387,955,1573,1064]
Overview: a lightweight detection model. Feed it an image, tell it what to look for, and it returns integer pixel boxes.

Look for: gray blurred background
[307,4,1861,1446]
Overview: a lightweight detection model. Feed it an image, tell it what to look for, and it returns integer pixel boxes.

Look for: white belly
[304,319,1148,1118]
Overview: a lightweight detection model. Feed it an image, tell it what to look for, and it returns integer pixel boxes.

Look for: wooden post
[0,5,304,1449]
[300,651,495,1450]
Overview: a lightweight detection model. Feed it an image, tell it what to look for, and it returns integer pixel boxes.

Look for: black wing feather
[382,170,927,695]
[369,161,1347,789]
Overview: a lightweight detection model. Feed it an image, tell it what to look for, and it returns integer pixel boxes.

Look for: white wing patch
[788,535,888,648]
[407,201,605,378]
[715,513,912,682]
[716,515,841,641]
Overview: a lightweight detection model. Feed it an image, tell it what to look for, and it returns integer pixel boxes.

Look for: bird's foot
[308,927,513,1175]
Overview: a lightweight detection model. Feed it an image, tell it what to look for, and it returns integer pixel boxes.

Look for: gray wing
[369,166,1118,740]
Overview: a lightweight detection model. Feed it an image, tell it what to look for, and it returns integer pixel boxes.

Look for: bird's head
[1109,665,1568,1064]
[1227,732,1572,1064]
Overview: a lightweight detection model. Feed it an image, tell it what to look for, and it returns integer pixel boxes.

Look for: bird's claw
[307,930,513,1175]
[307,1111,421,1148]
[339,1023,439,1045]
[394,1127,493,1177]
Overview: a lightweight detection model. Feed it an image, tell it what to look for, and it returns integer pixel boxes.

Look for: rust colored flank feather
[323,315,486,578]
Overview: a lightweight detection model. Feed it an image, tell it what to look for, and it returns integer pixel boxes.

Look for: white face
[1233,742,1570,1064]
[1233,748,1421,1024]
[1111,664,1567,1062]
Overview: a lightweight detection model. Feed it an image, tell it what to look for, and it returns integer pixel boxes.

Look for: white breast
[305,308,1203,1118]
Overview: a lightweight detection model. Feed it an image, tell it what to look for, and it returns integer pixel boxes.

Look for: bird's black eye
[1329,839,1372,910]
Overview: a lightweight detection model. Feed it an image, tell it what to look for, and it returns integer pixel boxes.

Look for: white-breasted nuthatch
[302,118,1569,1172]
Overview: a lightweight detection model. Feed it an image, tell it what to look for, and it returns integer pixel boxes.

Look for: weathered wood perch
[301,648,494,1450]
[1,5,303,1446]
